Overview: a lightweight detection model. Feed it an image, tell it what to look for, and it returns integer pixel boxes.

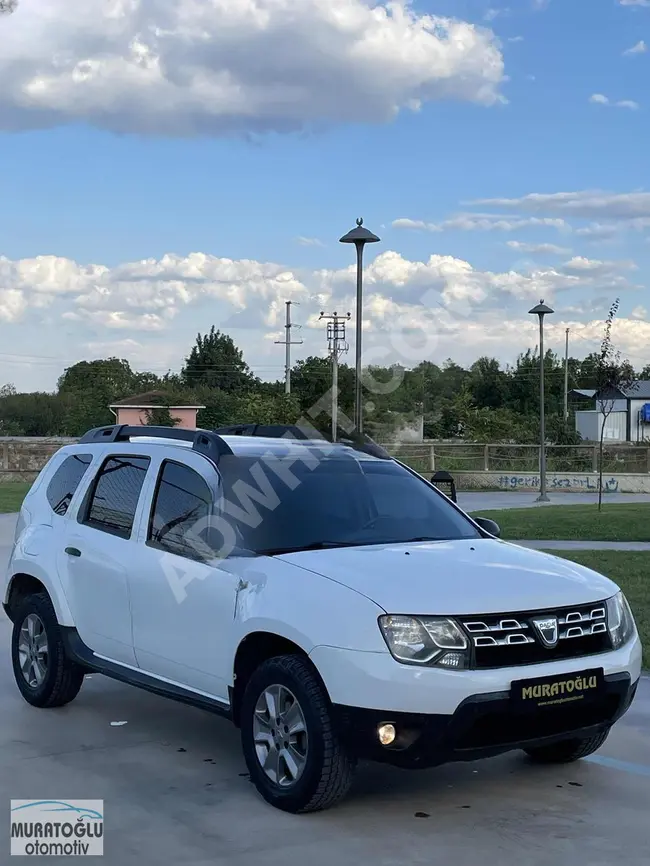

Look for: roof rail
[79,425,233,464]
[212,423,391,460]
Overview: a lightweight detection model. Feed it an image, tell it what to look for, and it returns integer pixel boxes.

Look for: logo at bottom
[10,800,104,857]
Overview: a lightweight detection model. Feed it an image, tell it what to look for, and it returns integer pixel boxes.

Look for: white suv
[3,424,642,813]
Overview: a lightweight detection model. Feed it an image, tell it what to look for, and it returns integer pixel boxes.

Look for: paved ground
[516,540,650,551]
[1,514,650,863]
[459,491,650,512]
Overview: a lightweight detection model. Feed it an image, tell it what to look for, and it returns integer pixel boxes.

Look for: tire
[11,592,85,708]
[524,729,610,764]
[241,654,357,813]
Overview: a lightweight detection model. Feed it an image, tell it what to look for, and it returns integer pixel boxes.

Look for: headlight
[379,615,469,668]
[606,591,636,649]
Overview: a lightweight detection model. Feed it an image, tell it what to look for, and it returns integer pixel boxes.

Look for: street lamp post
[339,218,380,435]
[529,300,554,503]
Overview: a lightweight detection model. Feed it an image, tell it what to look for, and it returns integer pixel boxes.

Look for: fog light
[377,723,396,746]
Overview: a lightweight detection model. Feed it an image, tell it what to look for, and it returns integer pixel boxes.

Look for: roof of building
[623,381,650,399]
[569,381,650,401]
[569,388,597,399]
[109,390,205,409]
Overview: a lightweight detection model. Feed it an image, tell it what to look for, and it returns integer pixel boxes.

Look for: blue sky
[0,0,649,391]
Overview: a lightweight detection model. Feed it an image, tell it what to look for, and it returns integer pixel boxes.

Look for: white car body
[3,427,643,810]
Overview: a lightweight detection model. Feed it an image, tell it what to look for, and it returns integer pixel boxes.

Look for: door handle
[65,547,82,558]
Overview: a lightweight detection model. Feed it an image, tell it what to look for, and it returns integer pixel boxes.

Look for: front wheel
[11,592,85,708]
[241,655,356,813]
[524,729,610,764]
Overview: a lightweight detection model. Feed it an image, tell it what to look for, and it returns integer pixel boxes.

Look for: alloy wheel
[252,684,308,787]
[18,613,49,689]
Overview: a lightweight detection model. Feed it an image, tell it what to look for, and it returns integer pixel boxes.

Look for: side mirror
[473,517,501,538]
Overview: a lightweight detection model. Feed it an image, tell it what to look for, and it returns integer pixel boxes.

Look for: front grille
[460,602,611,669]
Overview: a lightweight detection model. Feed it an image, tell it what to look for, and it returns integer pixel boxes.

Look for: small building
[570,381,650,443]
[109,391,205,430]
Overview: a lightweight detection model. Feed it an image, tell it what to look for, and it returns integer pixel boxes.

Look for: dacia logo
[532,616,559,648]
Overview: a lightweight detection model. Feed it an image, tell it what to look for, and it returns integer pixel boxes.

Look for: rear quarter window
[46,454,93,516]
[82,455,151,539]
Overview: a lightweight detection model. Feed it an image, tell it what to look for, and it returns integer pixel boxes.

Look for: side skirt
[60,627,233,721]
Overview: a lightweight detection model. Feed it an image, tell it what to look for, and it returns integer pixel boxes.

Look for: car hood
[278,539,618,615]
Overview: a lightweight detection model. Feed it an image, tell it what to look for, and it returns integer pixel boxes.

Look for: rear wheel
[11,592,85,708]
[241,654,356,813]
[524,729,610,764]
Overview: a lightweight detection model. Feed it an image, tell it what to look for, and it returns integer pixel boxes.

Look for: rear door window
[148,461,214,560]
[82,456,151,539]
[46,454,93,516]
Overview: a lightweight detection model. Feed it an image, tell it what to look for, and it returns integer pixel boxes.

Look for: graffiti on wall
[498,476,620,492]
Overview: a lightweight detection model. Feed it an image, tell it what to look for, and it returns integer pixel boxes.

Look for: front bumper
[332,672,638,769]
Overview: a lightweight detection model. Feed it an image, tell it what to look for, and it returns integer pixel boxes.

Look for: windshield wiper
[256,541,362,556]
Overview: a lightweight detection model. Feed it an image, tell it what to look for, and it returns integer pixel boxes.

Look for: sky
[1,0,650,392]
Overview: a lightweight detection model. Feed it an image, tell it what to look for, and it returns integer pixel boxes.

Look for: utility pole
[564,327,570,421]
[319,311,351,441]
[275,301,302,394]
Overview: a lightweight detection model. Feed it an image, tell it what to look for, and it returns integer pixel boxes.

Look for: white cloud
[472,190,650,219]
[589,94,639,109]
[507,241,571,255]
[508,36,524,43]
[0,0,505,137]
[0,246,644,391]
[619,0,650,6]
[631,306,647,320]
[561,256,637,276]
[295,237,324,248]
[575,223,620,239]
[623,40,647,55]
[392,214,568,233]
[0,289,26,323]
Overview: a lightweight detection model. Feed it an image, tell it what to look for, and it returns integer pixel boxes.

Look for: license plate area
[512,668,604,711]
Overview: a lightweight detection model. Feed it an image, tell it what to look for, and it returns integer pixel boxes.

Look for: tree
[595,299,636,511]
[58,358,140,434]
[145,407,180,427]
[290,356,355,420]
[0,1,18,14]
[468,357,507,409]
[182,327,255,393]
[0,383,17,398]
[0,392,68,436]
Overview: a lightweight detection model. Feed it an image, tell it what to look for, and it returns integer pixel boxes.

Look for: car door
[129,453,240,702]
[57,453,151,666]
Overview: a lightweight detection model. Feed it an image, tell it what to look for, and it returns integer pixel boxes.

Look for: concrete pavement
[1,514,650,864]
[459,491,650,512]
[516,540,650,552]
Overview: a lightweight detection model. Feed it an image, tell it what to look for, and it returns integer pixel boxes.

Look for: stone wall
[455,471,650,494]
[0,438,78,483]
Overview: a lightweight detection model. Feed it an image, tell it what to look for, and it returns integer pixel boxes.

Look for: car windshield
[210,454,480,556]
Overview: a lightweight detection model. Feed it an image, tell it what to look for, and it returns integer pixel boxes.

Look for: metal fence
[382,442,650,475]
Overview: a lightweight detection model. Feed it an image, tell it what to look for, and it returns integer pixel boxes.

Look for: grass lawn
[472,503,650,542]
[0,482,31,514]
[548,551,649,668]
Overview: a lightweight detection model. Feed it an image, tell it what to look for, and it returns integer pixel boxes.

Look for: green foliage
[182,327,255,393]
[57,358,147,435]
[0,315,645,444]
[0,392,68,436]
[145,407,180,427]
